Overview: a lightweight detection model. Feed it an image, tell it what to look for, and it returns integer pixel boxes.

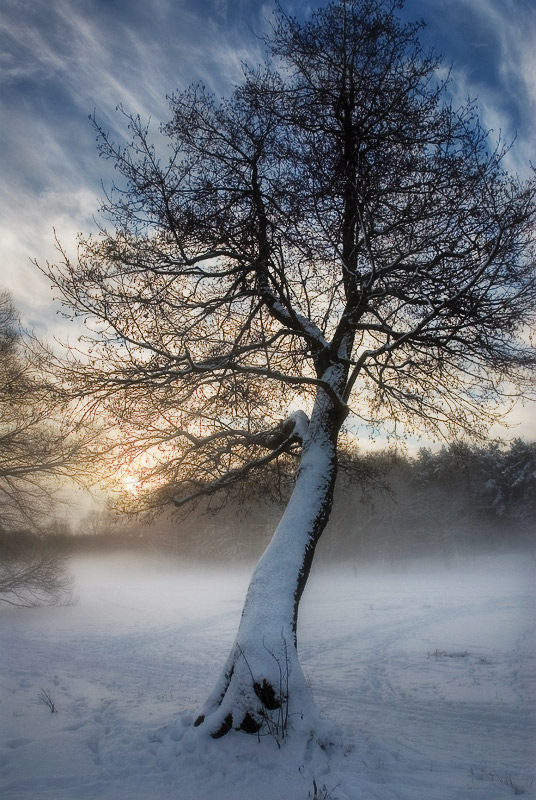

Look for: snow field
[0,551,534,799]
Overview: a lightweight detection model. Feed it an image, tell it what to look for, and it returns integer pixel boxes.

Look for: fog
[59,439,535,569]
[65,544,536,647]
[70,549,253,623]
[2,441,534,798]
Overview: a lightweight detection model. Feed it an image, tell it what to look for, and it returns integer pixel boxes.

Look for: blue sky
[1,0,535,440]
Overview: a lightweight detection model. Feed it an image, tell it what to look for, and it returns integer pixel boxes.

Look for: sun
[122,475,140,496]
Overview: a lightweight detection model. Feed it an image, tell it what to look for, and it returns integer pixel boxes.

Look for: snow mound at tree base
[149,711,348,800]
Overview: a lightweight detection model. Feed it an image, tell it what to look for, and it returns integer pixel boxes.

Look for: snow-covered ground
[0,550,534,799]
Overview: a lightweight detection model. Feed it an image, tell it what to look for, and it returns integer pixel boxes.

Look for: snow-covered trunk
[193,379,346,740]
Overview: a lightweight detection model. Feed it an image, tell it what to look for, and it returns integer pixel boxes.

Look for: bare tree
[0,541,73,607]
[0,291,95,606]
[42,0,536,739]
[0,290,96,530]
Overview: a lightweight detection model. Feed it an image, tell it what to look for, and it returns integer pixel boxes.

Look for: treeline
[324,438,536,562]
[2,439,534,565]
[186,438,536,562]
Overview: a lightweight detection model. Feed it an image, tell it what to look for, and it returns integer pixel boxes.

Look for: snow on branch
[171,413,307,508]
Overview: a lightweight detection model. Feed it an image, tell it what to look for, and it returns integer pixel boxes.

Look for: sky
[1,0,535,442]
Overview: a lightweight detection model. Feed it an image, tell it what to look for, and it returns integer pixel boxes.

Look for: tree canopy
[0,291,87,607]
[44,0,536,510]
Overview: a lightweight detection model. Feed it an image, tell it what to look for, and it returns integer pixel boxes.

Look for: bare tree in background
[0,290,90,606]
[0,543,73,607]
[42,0,535,739]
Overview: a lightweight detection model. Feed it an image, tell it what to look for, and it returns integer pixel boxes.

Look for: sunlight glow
[122,475,140,496]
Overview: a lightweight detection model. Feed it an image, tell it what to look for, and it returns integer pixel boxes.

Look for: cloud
[0,0,269,320]
[1,0,534,438]
[405,0,535,176]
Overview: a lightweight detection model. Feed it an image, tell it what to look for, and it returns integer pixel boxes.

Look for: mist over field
[51,439,534,568]
[2,440,534,798]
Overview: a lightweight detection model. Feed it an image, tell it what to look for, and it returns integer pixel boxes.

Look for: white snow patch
[0,551,534,799]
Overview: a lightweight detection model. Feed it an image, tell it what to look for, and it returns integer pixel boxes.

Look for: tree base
[190,632,318,743]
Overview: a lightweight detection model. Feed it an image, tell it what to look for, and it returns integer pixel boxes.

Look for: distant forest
[2,439,534,564]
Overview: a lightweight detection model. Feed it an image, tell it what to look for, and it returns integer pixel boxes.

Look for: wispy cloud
[1,0,534,440]
[0,0,269,330]
[408,0,535,175]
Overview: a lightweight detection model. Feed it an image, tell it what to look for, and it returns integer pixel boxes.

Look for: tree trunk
[192,388,344,740]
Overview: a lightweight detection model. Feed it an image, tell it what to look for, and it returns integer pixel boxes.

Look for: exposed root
[212,713,233,739]
[193,640,292,741]
[254,678,281,711]
[199,674,284,740]
[239,712,262,734]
